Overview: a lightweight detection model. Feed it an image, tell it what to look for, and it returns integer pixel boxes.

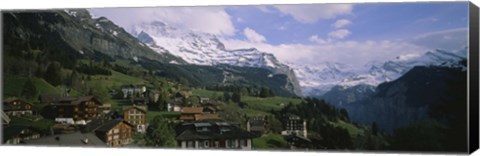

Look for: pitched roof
[122,106,147,113]
[3,125,39,142]
[248,119,265,128]
[181,107,203,114]
[49,96,100,106]
[23,132,107,147]
[94,119,132,133]
[175,121,257,141]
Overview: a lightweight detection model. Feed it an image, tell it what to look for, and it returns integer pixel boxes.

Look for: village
[2,83,313,150]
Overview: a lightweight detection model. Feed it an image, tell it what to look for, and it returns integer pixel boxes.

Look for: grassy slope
[191,89,302,116]
[3,75,61,101]
[252,133,288,149]
[328,120,364,138]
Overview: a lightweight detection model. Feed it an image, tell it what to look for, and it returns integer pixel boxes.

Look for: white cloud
[332,19,351,28]
[410,27,468,51]
[274,4,353,23]
[257,6,275,13]
[328,29,351,39]
[308,35,329,44]
[89,7,235,36]
[220,37,428,68]
[243,27,267,43]
[236,17,244,23]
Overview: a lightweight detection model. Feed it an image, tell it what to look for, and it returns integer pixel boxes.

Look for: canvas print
[1,2,471,153]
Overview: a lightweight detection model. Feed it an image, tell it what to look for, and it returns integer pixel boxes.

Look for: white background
[1,0,479,156]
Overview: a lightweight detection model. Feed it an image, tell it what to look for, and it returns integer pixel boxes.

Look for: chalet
[179,107,203,121]
[23,131,107,147]
[3,125,41,144]
[202,102,220,113]
[3,98,33,117]
[121,84,146,99]
[175,121,257,149]
[94,119,133,147]
[281,114,307,138]
[167,100,183,112]
[147,89,160,104]
[199,97,210,104]
[49,96,103,124]
[174,91,190,101]
[246,116,267,137]
[122,105,147,133]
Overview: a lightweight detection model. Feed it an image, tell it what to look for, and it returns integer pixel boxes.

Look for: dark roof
[49,96,100,106]
[95,119,132,133]
[284,134,311,143]
[23,132,107,147]
[175,121,257,141]
[3,125,40,142]
[248,118,265,127]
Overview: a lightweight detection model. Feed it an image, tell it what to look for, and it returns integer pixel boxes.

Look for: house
[94,119,133,147]
[48,96,103,124]
[202,105,218,114]
[3,98,33,117]
[175,121,257,149]
[147,89,160,104]
[2,110,11,125]
[3,125,41,144]
[121,84,146,99]
[199,97,210,104]
[179,107,203,121]
[174,91,190,101]
[23,131,107,147]
[281,114,307,138]
[122,105,147,133]
[246,116,267,137]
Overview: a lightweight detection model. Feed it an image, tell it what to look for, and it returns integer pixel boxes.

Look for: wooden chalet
[94,119,133,147]
[48,96,103,124]
[3,98,33,117]
[246,116,267,137]
[122,105,147,133]
[179,107,220,121]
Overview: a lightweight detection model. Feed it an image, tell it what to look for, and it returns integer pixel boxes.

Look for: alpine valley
[2,8,469,152]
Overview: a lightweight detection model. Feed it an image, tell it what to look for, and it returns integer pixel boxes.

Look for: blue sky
[90,2,469,66]
[223,2,468,45]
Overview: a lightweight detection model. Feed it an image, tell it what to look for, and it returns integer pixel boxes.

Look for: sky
[89,2,469,67]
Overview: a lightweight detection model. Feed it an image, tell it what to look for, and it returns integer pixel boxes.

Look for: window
[204,140,210,148]
[214,141,219,148]
[113,128,119,133]
[113,135,119,139]
[108,136,112,141]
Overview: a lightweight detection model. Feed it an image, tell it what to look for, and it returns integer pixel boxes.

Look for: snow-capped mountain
[293,47,467,97]
[129,21,303,96]
[130,21,286,69]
